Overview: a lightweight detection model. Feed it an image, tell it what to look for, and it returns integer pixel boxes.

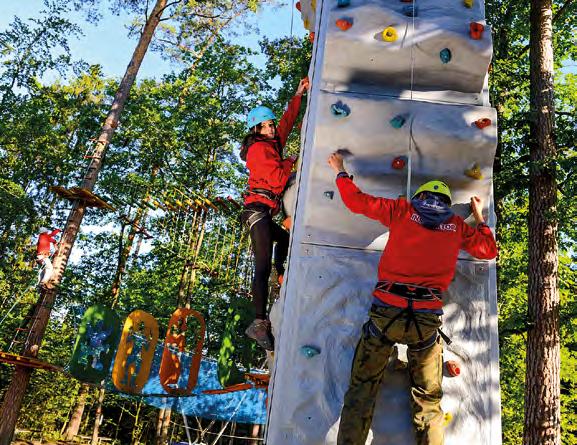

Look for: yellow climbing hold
[465,163,483,180]
[382,27,398,42]
[444,412,453,426]
[464,0,473,7]
[304,18,310,29]
[311,0,316,11]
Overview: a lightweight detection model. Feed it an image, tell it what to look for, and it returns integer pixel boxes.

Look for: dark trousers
[242,205,289,320]
[338,305,444,445]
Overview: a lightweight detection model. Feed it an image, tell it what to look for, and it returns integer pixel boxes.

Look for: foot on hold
[245,319,274,351]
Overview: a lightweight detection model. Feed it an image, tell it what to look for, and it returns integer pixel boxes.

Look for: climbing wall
[267,0,501,444]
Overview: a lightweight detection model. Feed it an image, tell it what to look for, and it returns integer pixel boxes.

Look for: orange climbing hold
[445,360,461,377]
[336,19,353,31]
[470,22,484,40]
[475,118,492,129]
[309,32,315,43]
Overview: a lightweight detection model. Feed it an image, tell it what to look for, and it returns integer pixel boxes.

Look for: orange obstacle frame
[159,308,206,396]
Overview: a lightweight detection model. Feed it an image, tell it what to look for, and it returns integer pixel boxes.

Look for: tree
[524,0,560,443]
[0,1,169,441]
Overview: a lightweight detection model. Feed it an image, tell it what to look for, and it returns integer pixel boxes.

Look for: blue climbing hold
[440,48,452,64]
[402,5,418,17]
[331,101,351,118]
[337,0,350,6]
[390,115,406,129]
[301,345,321,358]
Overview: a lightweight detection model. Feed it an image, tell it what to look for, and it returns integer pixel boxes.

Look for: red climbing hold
[296,1,301,11]
[445,360,461,377]
[336,19,353,31]
[470,22,484,40]
[392,156,407,170]
[475,118,492,129]
[309,32,315,43]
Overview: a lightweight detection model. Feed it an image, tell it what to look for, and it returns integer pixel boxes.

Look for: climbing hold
[309,32,315,43]
[330,101,350,118]
[444,412,453,426]
[445,360,461,377]
[440,48,452,64]
[390,115,406,128]
[474,118,492,129]
[392,156,408,170]
[301,345,321,358]
[402,4,418,17]
[337,0,350,6]
[336,18,353,31]
[464,0,473,7]
[382,27,398,42]
[324,191,335,200]
[465,163,483,180]
[296,1,301,11]
[470,22,484,40]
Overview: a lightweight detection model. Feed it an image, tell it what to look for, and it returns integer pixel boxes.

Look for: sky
[0,0,307,80]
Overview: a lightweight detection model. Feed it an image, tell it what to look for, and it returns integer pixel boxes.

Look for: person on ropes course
[36,227,61,285]
[240,77,310,351]
[327,152,497,445]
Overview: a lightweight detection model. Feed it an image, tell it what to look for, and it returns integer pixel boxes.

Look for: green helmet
[413,180,452,204]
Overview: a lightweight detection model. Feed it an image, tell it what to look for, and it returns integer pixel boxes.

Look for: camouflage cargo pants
[337,305,444,445]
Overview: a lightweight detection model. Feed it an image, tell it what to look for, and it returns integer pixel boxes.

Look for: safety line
[406,0,417,199]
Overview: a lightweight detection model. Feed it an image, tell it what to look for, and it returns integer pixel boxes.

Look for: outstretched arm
[461,196,497,259]
[276,77,309,147]
[328,152,397,226]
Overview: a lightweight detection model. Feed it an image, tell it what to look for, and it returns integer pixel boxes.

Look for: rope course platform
[0,351,62,372]
[50,186,115,211]
[202,373,269,395]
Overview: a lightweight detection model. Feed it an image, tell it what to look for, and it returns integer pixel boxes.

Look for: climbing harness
[373,280,442,342]
[248,188,282,204]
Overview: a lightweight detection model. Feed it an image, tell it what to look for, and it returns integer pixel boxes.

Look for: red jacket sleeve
[460,223,498,259]
[246,142,292,191]
[336,176,397,227]
[276,95,302,147]
[49,229,61,237]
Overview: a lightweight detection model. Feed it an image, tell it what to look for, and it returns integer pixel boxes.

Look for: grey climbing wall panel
[268,0,501,444]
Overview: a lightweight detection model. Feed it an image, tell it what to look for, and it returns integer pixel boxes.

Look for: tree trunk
[250,424,260,445]
[524,0,560,444]
[65,383,90,440]
[91,387,106,445]
[155,407,171,445]
[0,1,168,442]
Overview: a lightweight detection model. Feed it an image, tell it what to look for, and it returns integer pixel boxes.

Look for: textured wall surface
[269,0,501,444]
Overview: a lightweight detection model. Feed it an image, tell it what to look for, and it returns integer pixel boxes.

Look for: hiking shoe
[245,319,274,351]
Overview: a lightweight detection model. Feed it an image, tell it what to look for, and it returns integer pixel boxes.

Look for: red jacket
[244,95,302,210]
[336,176,497,293]
[37,229,61,255]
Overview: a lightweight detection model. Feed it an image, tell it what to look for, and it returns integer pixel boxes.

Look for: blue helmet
[247,106,276,130]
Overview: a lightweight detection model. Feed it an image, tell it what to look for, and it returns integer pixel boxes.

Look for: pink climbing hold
[392,156,407,170]
[336,19,353,31]
[470,22,484,40]
[475,118,492,129]
[445,360,461,377]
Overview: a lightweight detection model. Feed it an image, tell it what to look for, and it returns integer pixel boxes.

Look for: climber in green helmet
[328,152,498,445]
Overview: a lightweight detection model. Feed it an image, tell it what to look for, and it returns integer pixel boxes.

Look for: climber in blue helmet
[240,77,309,351]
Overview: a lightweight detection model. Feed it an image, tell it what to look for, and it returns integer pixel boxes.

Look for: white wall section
[269,0,501,444]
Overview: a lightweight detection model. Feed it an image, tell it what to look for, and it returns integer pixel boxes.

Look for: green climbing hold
[402,5,418,17]
[390,115,406,129]
[440,48,452,64]
[301,345,321,358]
[331,101,351,118]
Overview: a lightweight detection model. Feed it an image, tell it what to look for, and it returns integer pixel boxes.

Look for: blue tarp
[107,344,267,424]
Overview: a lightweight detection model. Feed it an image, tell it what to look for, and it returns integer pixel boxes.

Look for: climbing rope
[406,0,417,199]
